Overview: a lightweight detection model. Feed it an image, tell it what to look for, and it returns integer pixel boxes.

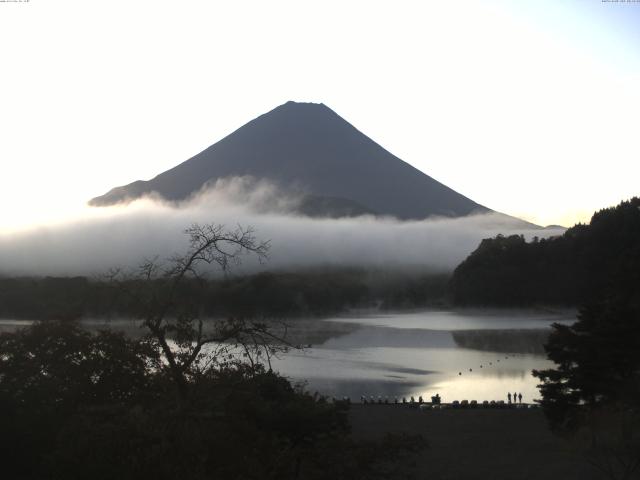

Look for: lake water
[0,309,575,404]
[270,309,575,404]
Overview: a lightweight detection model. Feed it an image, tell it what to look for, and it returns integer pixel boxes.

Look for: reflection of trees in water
[52,317,358,348]
[490,369,529,380]
[271,319,360,346]
[452,329,550,354]
[304,377,426,400]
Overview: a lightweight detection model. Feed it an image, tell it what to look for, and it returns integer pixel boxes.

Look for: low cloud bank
[0,178,565,277]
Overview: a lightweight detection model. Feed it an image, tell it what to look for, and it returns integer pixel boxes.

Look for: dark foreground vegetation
[0,321,423,480]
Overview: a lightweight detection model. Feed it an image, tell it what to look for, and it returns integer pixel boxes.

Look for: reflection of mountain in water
[272,319,360,346]
[452,329,550,354]
[299,377,426,400]
[321,326,456,349]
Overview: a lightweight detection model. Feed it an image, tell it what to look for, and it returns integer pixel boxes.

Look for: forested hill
[450,197,640,306]
[0,270,450,321]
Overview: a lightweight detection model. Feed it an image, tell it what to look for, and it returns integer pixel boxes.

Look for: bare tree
[108,223,291,402]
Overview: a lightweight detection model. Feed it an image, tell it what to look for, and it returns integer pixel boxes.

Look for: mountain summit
[90,101,489,220]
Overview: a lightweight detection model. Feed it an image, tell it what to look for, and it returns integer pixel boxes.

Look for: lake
[0,309,575,404]
[270,309,575,404]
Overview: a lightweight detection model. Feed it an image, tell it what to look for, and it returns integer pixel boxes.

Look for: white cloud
[0,179,564,276]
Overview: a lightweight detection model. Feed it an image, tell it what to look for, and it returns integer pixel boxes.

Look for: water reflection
[0,309,572,402]
[271,310,573,402]
[328,309,575,330]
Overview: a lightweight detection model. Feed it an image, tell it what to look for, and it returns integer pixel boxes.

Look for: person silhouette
[518,393,523,404]
[507,392,512,404]
[513,392,517,403]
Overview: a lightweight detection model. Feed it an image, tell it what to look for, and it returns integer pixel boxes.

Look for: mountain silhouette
[90,101,492,220]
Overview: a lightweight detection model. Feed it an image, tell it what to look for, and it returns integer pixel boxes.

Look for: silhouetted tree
[0,320,157,479]
[0,320,423,480]
[532,198,640,479]
[106,223,296,403]
[534,298,640,429]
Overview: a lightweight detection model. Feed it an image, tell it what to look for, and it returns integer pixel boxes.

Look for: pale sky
[1,0,639,232]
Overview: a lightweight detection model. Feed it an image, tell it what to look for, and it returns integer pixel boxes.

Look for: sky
[0,0,639,232]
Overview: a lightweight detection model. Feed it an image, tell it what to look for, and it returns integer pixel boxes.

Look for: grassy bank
[349,405,598,479]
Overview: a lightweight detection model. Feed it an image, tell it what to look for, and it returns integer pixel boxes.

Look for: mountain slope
[90,101,489,220]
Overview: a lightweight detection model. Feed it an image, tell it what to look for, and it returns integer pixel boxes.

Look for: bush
[0,321,424,480]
